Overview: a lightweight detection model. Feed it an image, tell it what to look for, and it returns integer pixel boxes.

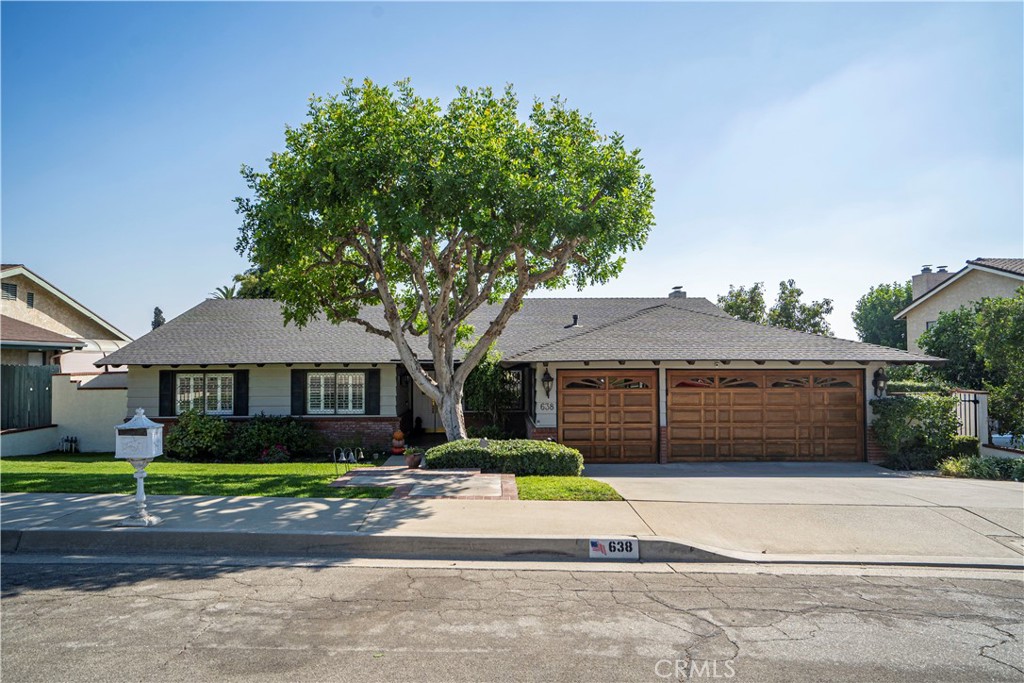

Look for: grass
[0,454,394,499]
[515,476,623,501]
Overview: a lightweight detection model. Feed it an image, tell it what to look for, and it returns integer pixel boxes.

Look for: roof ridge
[506,303,673,361]
[675,304,929,354]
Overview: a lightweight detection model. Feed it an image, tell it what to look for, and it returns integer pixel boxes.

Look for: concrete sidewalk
[2,487,1022,568]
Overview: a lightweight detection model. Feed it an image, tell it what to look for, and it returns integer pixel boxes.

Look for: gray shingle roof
[507,304,940,363]
[97,296,939,367]
[968,258,1024,277]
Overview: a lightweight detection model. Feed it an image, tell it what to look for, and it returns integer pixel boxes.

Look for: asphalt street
[2,558,1022,682]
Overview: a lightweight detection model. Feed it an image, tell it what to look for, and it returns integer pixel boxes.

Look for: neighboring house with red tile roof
[895,258,1024,354]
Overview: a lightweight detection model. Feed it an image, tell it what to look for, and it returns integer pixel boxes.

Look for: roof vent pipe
[669,286,687,299]
[565,314,580,329]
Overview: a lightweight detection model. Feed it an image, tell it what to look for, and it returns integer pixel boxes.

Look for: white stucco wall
[0,426,58,456]
[51,375,128,452]
[126,364,399,418]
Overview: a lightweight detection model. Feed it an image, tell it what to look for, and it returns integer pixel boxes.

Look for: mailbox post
[114,408,164,527]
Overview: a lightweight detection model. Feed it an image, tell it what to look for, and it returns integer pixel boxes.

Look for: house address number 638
[539,402,555,411]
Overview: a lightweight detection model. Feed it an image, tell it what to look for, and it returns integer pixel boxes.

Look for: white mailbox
[114,408,164,526]
[115,408,164,460]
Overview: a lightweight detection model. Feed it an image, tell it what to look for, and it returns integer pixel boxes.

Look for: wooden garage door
[558,370,658,463]
[667,370,864,461]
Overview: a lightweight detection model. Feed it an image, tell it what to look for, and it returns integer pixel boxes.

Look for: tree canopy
[717,279,833,335]
[852,280,912,349]
[151,307,165,330]
[236,79,655,438]
[919,288,1024,438]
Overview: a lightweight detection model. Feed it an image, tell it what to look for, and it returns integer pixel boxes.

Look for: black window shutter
[233,370,249,416]
[159,370,174,416]
[365,369,380,415]
[291,370,307,416]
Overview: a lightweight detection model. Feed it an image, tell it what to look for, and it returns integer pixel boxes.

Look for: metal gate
[953,391,980,438]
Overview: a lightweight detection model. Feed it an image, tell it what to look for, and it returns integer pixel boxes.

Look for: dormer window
[1,283,16,300]
[26,292,35,309]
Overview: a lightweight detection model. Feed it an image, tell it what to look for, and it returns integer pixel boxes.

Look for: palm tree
[211,284,237,299]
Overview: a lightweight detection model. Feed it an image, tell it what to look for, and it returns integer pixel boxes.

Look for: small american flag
[590,540,607,556]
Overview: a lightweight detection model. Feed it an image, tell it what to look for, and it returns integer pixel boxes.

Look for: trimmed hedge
[949,435,980,458]
[424,439,584,476]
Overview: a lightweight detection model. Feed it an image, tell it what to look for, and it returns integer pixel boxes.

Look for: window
[1,283,16,300]
[307,372,365,414]
[925,320,938,330]
[26,292,35,309]
[176,373,233,415]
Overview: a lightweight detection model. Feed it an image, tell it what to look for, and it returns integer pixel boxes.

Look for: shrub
[887,380,950,394]
[871,394,958,470]
[257,444,291,464]
[937,455,1022,480]
[229,413,320,462]
[1011,459,1024,482]
[949,435,980,458]
[466,424,509,440]
[165,409,229,461]
[937,455,972,478]
[424,439,584,476]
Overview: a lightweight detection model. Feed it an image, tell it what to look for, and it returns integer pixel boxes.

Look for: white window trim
[307,371,365,415]
[176,372,234,416]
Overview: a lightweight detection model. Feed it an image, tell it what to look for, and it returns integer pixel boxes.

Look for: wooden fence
[1,365,59,430]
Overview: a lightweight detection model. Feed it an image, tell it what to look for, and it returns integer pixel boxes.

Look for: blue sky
[3,2,1021,341]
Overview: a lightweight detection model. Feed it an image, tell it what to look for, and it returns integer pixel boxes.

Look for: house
[1,264,133,372]
[896,259,1024,354]
[97,291,939,464]
[1,265,132,455]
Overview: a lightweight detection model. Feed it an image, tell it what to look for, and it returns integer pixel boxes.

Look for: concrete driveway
[585,462,1024,561]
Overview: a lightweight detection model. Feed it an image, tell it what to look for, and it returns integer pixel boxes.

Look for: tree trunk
[437,382,468,441]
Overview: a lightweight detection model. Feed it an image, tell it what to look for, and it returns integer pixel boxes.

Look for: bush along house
[96,291,941,463]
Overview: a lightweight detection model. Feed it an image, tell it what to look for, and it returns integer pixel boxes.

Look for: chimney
[669,286,687,299]
[912,264,955,299]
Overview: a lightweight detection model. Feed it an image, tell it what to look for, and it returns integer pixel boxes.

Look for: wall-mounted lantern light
[542,369,554,398]
[872,368,888,397]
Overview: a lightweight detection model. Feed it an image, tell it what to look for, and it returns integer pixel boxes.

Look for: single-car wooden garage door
[558,370,658,463]
[667,370,864,461]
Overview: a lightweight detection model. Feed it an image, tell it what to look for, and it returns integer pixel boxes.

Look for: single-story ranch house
[97,291,940,464]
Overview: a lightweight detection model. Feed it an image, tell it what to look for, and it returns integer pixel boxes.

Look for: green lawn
[515,476,623,501]
[0,454,393,499]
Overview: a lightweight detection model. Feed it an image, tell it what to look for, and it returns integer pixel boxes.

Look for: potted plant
[404,447,424,469]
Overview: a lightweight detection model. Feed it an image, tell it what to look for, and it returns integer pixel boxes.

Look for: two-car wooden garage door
[666,370,864,461]
[558,369,865,462]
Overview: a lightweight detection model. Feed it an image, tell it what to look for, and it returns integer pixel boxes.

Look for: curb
[3,527,1021,569]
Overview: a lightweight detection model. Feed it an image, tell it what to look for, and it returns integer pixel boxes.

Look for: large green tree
[718,279,833,335]
[852,280,912,349]
[974,287,1024,438]
[917,304,986,389]
[236,79,655,439]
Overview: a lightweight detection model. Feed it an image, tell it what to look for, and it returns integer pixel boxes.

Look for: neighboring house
[98,292,938,464]
[1,265,132,455]
[1,264,133,371]
[896,258,1024,354]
